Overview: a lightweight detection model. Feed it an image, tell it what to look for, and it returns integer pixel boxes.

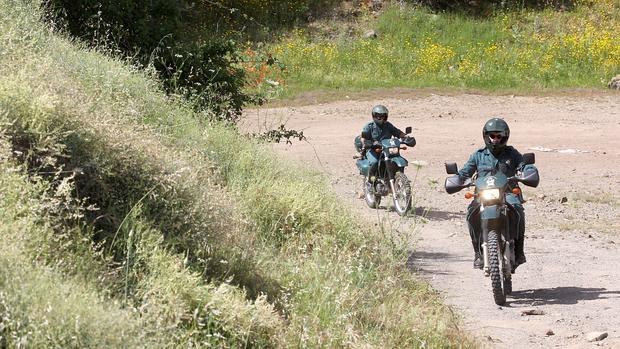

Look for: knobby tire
[488,230,507,305]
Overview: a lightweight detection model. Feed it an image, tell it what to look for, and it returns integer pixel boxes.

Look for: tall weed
[0,0,473,347]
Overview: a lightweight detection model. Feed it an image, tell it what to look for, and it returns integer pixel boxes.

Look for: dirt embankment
[242,92,620,348]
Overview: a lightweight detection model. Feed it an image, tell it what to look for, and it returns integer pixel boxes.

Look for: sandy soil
[242,92,620,348]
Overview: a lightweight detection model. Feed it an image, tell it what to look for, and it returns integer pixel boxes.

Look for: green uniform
[458,146,531,259]
[362,121,403,143]
[361,121,403,172]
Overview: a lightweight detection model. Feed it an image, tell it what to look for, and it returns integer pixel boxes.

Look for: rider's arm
[387,123,404,138]
[512,148,524,170]
[512,148,537,173]
[360,124,372,150]
[458,152,478,179]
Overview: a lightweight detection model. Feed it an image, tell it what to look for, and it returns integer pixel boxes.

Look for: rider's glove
[403,136,416,147]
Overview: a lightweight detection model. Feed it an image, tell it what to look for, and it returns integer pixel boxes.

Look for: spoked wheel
[392,172,412,216]
[488,230,507,305]
[363,176,381,209]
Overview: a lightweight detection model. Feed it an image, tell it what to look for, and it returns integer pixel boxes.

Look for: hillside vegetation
[0,0,472,347]
[270,0,620,95]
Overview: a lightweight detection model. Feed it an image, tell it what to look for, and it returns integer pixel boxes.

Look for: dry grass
[0,0,475,347]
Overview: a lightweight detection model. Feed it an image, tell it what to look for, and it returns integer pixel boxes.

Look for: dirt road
[242,92,620,348]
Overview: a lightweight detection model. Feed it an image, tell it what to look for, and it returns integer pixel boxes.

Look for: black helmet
[483,117,510,155]
[371,105,389,125]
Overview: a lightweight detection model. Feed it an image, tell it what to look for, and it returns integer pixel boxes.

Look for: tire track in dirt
[242,92,620,348]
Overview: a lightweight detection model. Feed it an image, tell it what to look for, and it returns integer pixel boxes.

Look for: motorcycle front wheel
[488,230,507,305]
[363,176,381,209]
[392,172,412,216]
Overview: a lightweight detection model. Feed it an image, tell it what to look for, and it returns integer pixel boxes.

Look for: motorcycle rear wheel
[488,230,507,305]
[363,177,381,209]
[393,172,412,216]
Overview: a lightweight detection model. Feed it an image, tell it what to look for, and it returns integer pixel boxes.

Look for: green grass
[0,0,473,347]
[267,1,620,97]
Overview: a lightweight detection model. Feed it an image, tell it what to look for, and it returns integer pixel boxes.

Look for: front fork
[380,155,398,195]
[481,240,513,276]
[482,242,490,276]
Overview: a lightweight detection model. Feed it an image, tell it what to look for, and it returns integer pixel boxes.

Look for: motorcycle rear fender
[390,156,408,168]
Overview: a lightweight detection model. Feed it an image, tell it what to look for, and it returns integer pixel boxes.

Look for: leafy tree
[44,0,340,123]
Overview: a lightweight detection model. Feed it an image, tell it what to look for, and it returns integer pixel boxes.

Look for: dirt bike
[444,153,539,305]
[354,126,416,216]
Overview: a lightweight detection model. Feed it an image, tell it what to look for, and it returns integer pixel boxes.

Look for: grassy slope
[0,0,472,347]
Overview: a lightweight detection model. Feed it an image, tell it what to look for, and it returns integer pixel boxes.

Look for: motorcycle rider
[360,105,415,179]
[458,118,535,270]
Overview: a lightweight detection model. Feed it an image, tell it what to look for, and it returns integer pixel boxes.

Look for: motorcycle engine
[376,181,389,195]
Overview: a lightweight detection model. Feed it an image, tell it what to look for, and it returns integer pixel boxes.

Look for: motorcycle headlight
[479,189,500,202]
[388,147,400,155]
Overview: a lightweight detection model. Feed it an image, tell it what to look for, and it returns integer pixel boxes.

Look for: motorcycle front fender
[481,205,506,243]
[389,156,408,168]
[480,205,501,220]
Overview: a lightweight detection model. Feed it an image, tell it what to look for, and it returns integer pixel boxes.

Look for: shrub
[152,39,262,123]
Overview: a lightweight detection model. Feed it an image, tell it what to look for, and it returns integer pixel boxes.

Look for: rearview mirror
[361,131,371,139]
[523,153,535,165]
[405,126,412,134]
[445,162,458,175]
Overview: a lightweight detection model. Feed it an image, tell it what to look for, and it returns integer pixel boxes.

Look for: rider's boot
[471,235,483,269]
[367,164,379,193]
[515,253,526,265]
[473,252,484,270]
[513,237,526,272]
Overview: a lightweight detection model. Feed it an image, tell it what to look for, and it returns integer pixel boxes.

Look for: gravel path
[242,92,620,348]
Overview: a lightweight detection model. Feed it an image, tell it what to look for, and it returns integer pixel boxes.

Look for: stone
[363,30,377,39]
[586,331,608,342]
[608,75,620,90]
[521,309,545,316]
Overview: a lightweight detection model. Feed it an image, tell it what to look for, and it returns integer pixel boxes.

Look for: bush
[46,0,181,52]
[46,0,259,123]
[152,39,261,123]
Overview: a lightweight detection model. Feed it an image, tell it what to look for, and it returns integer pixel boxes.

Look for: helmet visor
[373,113,387,120]
[487,132,506,144]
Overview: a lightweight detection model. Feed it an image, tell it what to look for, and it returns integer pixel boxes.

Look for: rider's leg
[466,201,483,269]
[507,195,526,265]
[366,150,379,180]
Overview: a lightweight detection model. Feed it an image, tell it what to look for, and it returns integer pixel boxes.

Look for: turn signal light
[512,188,522,195]
[464,192,475,199]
